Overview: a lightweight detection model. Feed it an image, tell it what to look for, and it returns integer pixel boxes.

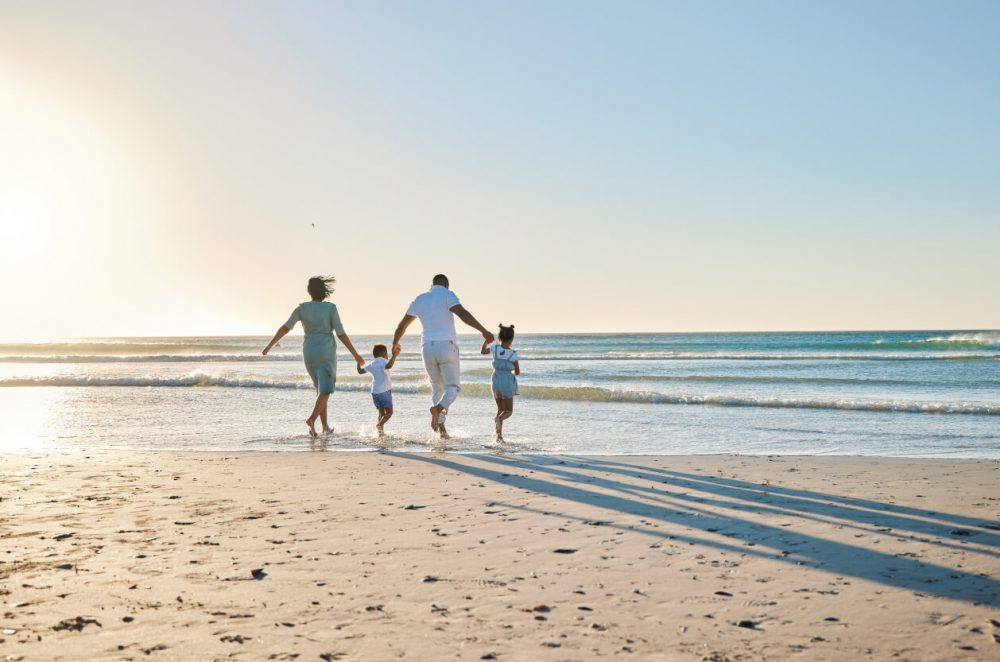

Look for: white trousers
[422,340,460,410]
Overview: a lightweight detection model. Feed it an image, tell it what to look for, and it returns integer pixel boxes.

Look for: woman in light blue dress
[262,276,365,438]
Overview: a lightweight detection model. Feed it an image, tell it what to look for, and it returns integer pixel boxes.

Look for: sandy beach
[1,452,998,661]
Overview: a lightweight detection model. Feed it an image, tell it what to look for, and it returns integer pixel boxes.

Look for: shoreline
[2,452,998,660]
[6,447,999,460]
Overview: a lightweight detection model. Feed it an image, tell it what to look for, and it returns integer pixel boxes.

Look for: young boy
[358,344,400,437]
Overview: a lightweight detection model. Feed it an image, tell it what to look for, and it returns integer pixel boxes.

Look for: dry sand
[1,452,998,661]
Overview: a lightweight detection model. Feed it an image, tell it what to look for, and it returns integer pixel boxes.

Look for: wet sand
[1,452,998,660]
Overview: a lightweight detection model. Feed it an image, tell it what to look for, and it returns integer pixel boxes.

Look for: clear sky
[1,1,998,338]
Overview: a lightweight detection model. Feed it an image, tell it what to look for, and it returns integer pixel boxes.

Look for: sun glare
[1,71,135,210]
[0,68,146,326]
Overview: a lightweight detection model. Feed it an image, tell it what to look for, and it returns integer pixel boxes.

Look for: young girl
[481,324,520,442]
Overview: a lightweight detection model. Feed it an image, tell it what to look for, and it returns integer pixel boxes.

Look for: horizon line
[2,328,997,343]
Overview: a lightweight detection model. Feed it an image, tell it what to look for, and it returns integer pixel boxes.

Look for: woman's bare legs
[318,393,332,434]
[307,393,331,437]
[319,395,332,434]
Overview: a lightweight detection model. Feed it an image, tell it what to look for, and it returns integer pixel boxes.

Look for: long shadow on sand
[396,453,1000,607]
[583,456,1000,541]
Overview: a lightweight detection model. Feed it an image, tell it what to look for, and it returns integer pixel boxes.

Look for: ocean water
[0,331,997,457]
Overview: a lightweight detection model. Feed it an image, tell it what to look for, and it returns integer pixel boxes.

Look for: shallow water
[0,331,997,456]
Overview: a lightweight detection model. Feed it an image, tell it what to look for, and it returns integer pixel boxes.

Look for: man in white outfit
[392,274,494,438]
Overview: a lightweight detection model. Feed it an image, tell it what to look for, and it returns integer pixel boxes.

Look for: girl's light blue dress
[490,344,519,400]
[284,301,345,395]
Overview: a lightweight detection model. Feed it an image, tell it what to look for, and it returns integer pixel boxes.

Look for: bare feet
[438,423,450,440]
[429,406,440,431]
[496,433,504,443]
[321,426,333,436]
[376,424,384,438]
[306,419,318,439]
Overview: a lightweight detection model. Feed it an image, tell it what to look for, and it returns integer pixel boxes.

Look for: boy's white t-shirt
[363,357,392,394]
[489,343,519,363]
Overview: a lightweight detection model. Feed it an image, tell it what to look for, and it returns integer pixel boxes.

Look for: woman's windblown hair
[307,275,336,301]
[498,323,515,343]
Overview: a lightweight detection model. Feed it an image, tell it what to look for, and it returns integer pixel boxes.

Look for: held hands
[392,343,402,356]
[482,330,496,344]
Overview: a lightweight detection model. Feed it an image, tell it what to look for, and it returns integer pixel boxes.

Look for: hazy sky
[1,1,998,338]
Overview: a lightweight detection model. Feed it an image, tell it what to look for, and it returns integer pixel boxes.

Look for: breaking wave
[0,354,300,363]
[918,331,1000,346]
[7,352,995,364]
[3,374,996,416]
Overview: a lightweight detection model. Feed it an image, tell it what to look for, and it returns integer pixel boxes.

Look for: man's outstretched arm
[392,315,416,355]
[451,305,495,343]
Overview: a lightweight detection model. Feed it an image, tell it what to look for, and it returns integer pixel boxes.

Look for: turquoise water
[1,331,997,456]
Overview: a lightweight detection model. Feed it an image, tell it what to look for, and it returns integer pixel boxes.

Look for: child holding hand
[481,324,520,442]
[358,344,400,437]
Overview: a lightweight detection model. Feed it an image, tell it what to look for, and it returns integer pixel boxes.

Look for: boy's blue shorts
[372,390,393,410]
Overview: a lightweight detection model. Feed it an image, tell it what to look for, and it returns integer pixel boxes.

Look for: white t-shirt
[363,356,392,394]
[406,285,462,345]
[489,343,519,363]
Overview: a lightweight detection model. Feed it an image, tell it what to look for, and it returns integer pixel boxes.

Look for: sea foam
[3,374,996,416]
